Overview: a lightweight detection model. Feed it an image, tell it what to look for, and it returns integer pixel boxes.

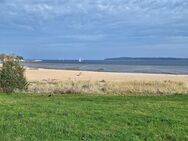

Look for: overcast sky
[0,0,188,59]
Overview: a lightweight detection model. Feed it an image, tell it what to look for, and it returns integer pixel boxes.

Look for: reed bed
[27,79,188,95]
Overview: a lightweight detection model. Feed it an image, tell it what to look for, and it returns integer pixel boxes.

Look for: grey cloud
[0,0,188,42]
[1,0,188,18]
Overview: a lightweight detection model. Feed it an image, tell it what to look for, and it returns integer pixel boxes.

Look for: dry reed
[26,79,188,95]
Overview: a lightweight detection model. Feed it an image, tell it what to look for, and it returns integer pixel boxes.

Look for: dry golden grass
[27,80,188,95]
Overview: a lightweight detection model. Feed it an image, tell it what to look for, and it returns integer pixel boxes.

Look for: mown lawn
[0,94,187,141]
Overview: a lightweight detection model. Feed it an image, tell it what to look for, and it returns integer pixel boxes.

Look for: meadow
[0,93,187,141]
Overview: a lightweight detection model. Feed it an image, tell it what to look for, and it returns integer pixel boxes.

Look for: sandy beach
[25,68,188,84]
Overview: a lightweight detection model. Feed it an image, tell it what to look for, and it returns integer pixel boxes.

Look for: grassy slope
[0,94,188,141]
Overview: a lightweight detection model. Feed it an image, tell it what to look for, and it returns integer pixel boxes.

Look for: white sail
[79,58,82,63]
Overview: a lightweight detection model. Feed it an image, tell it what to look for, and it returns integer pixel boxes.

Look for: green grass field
[0,94,188,141]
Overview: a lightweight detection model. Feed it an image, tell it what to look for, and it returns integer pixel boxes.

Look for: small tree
[0,54,27,93]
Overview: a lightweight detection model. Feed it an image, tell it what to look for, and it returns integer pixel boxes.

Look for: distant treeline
[105,57,188,61]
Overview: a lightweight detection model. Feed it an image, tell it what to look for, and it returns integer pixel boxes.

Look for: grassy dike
[0,94,188,141]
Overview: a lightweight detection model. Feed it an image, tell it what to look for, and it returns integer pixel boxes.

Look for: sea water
[23,59,188,74]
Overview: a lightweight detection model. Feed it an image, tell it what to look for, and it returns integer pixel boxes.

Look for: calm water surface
[23,59,188,74]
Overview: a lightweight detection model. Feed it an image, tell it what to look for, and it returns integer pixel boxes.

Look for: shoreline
[25,68,188,84]
[25,66,188,75]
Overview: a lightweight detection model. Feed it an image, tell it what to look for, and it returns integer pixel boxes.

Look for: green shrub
[0,60,28,93]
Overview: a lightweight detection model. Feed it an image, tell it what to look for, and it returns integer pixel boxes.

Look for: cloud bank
[0,0,188,59]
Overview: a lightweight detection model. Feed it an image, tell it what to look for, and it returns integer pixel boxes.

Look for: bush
[0,59,28,93]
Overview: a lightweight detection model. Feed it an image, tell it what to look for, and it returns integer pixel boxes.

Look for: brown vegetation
[27,80,188,95]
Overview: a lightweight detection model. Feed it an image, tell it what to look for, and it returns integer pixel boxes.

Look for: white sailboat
[78,57,83,63]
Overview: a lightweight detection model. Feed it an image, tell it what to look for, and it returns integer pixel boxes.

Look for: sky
[0,0,188,59]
